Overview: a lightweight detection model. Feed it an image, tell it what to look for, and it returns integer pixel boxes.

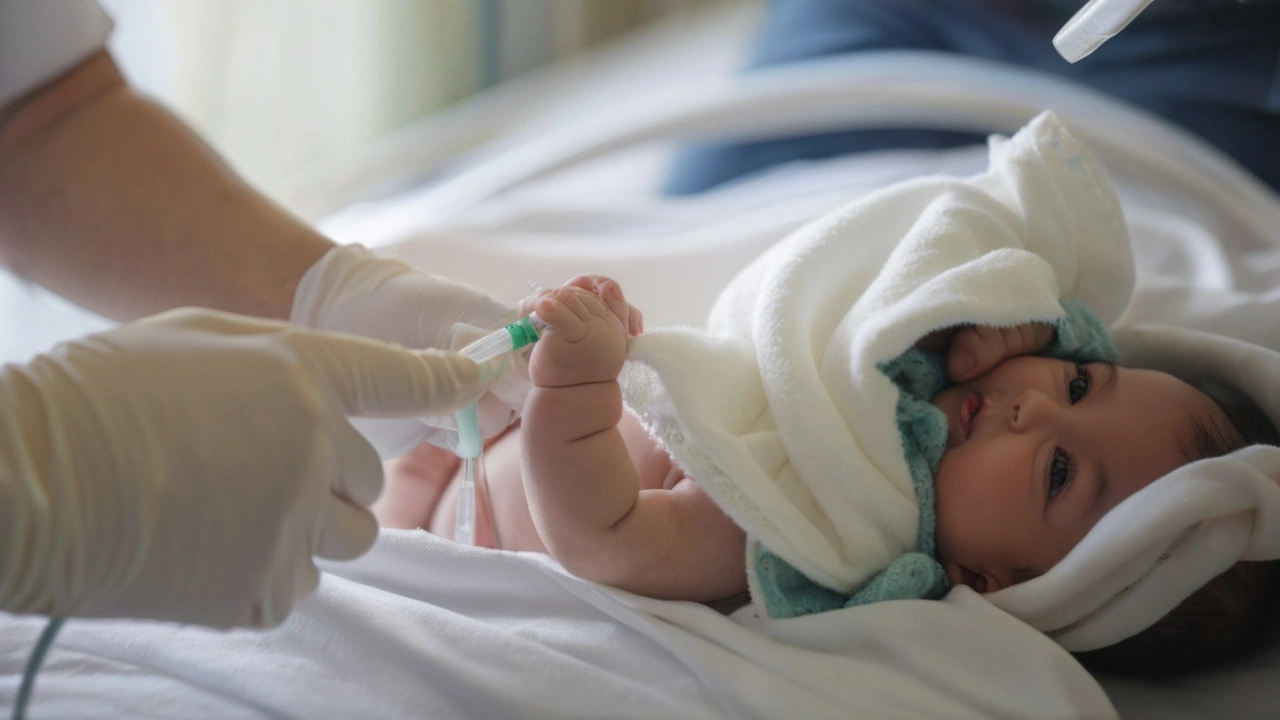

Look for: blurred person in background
[668,0,1280,195]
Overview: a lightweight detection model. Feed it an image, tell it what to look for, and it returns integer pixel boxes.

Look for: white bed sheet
[0,532,1112,719]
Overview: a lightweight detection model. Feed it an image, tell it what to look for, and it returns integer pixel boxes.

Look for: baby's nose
[1009,389,1053,432]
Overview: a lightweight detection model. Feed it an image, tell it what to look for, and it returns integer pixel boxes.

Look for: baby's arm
[521,282,745,602]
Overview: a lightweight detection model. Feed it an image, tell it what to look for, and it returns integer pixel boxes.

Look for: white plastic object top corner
[1054,0,1157,63]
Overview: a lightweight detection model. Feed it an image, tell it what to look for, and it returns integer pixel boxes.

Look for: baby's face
[931,356,1219,594]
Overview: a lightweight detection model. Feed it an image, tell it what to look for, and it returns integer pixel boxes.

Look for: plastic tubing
[452,314,546,544]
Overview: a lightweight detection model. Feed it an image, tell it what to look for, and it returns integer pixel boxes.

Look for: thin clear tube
[451,313,545,545]
[454,457,479,545]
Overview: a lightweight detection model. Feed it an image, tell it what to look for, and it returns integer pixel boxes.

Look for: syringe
[452,313,547,545]
[459,313,547,365]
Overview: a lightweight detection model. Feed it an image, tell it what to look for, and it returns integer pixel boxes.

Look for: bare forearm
[0,52,332,321]
[522,382,642,558]
[522,383,747,601]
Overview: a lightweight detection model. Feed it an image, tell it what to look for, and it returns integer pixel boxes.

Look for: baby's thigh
[373,442,459,530]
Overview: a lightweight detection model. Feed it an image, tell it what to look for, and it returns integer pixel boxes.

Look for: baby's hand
[945,323,1056,382]
[519,275,642,338]
[526,286,629,388]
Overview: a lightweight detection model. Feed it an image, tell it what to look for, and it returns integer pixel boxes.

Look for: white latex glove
[291,244,530,457]
[0,308,482,628]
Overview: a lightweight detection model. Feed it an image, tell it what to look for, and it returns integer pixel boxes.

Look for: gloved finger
[280,559,322,626]
[142,306,279,336]
[349,416,431,460]
[295,331,483,417]
[255,557,320,628]
[332,420,385,506]
[314,494,379,560]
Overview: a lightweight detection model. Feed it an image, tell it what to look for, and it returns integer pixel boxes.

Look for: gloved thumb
[292,330,484,417]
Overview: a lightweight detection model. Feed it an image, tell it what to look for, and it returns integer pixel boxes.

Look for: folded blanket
[622,111,1133,615]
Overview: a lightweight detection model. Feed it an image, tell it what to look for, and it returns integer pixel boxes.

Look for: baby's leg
[372,442,459,530]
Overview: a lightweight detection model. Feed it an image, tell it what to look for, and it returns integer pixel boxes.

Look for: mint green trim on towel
[752,299,1115,618]
[1044,298,1118,363]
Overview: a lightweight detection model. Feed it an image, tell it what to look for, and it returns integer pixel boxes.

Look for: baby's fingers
[565,275,636,335]
[948,323,1056,382]
[534,293,590,342]
[518,287,554,319]
[629,306,643,336]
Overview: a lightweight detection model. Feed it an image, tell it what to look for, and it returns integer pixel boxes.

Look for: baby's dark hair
[1076,377,1280,678]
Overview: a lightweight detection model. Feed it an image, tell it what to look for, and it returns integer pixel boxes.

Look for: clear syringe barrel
[452,313,545,545]
[452,312,545,461]
[457,313,547,365]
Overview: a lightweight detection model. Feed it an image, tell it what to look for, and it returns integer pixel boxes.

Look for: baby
[374,276,1269,609]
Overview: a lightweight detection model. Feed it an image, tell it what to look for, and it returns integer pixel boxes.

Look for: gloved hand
[291,244,529,457]
[0,308,482,628]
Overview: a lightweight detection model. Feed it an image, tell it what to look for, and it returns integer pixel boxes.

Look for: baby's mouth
[959,392,984,440]
[959,566,988,594]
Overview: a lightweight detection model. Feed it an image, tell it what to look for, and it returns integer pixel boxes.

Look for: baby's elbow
[551,537,656,593]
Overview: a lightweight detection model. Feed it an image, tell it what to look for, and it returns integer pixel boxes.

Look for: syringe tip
[506,314,544,350]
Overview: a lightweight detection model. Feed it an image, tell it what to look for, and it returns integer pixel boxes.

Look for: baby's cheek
[932,451,1003,554]
[931,458,965,557]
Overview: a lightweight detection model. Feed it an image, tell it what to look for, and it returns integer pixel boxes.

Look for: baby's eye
[1068,364,1091,404]
[1048,448,1073,501]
